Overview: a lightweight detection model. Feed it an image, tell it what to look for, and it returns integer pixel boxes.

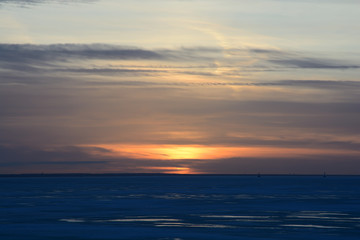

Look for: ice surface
[1,175,360,239]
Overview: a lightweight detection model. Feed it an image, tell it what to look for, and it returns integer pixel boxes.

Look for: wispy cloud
[0,44,164,63]
[270,58,360,69]
[247,48,360,69]
[1,44,359,87]
[0,0,97,8]
[254,80,360,89]
[2,44,359,71]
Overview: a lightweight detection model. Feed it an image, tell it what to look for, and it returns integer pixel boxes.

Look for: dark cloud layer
[0,145,110,172]
[1,145,359,175]
[270,58,360,69]
[191,156,360,175]
[80,79,360,89]
[2,44,359,75]
[248,48,360,69]
[264,80,360,88]
[0,145,193,174]
[0,44,164,65]
[1,43,360,174]
[1,82,360,147]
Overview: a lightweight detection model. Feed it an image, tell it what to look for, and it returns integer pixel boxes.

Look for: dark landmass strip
[0,173,359,178]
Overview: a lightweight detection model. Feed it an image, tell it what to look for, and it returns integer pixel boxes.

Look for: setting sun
[154,146,206,159]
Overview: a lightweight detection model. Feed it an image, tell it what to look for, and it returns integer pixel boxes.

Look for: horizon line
[1,173,359,177]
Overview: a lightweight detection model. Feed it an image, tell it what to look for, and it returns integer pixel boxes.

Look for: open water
[1,175,360,239]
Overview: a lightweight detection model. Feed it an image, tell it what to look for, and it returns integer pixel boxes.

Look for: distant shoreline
[1,173,359,178]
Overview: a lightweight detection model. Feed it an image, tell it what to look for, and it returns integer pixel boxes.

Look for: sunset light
[1,0,360,175]
[2,1,360,239]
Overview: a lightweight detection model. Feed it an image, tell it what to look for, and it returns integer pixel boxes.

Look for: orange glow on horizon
[74,143,360,174]
[141,167,196,174]
[81,144,359,161]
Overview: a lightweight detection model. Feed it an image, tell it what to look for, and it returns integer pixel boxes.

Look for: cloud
[1,44,359,166]
[248,48,360,69]
[0,145,194,174]
[190,155,360,175]
[200,136,360,151]
[260,80,360,89]
[75,79,360,90]
[0,44,164,64]
[1,44,359,84]
[0,44,222,82]
[248,48,283,54]
[0,0,97,7]
[1,78,360,148]
[0,145,110,168]
[270,58,360,69]
[1,144,360,175]
[0,44,223,66]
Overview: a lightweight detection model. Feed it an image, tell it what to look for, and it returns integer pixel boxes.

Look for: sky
[1,0,360,174]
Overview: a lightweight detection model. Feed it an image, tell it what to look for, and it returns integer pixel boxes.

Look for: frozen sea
[1,175,360,240]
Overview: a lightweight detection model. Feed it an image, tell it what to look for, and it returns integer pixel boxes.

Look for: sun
[155,146,205,159]
[84,144,212,160]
